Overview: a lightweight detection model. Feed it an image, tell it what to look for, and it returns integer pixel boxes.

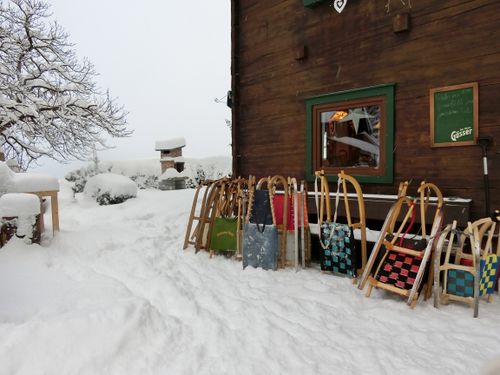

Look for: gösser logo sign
[429,82,479,148]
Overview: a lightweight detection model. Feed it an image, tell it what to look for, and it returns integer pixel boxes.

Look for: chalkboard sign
[430,82,478,147]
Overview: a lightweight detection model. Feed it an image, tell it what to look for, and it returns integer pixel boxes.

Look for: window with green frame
[306,84,395,183]
[303,0,326,7]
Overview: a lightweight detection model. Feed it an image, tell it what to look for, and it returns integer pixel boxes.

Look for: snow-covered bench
[0,193,41,244]
[0,162,60,235]
[307,191,472,243]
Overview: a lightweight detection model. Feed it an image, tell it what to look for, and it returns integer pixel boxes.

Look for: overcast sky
[30,0,231,177]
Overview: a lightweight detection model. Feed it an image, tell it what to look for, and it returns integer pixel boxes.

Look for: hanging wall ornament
[333,0,348,13]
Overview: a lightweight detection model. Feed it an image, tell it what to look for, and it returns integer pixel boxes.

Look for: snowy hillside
[0,181,499,374]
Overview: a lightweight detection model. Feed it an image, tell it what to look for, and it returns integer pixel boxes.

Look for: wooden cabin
[230,0,500,221]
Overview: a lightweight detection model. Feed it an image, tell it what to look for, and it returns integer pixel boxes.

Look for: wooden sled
[298,180,312,268]
[361,182,444,308]
[208,177,246,258]
[314,170,359,278]
[183,178,226,252]
[338,170,367,276]
[269,175,289,268]
[242,176,279,270]
[183,180,214,250]
[268,176,310,270]
[357,181,409,290]
[434,218,499,317]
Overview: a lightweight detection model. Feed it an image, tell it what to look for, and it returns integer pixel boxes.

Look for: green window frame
[305,84,395,183]
[303,0,326,7]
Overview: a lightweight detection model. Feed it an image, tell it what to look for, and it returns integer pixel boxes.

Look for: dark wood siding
[232,0,500,219]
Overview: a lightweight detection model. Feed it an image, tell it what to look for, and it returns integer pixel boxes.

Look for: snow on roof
[0,193,40,216]
[155,137,186,151]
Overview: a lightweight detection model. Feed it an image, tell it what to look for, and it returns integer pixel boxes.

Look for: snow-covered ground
[0,181,499,375]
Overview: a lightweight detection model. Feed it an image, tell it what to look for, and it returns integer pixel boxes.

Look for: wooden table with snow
[0,162,59,236]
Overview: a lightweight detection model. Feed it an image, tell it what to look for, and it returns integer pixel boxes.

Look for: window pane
[320,105,381,169]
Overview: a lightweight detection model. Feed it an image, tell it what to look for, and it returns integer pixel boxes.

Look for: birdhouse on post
[155,137,186,174]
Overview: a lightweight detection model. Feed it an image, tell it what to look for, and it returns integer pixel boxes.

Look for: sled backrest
[338,170,367,270]
[314,170,331,225]
[417,181,444,238]
[246,176,275,225]
[269,175,289,230]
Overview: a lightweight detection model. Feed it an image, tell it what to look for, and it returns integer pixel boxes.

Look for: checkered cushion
[447,269,474,297]
[480,255,499,296]
[320,222,357,278]
[376,252,422,290]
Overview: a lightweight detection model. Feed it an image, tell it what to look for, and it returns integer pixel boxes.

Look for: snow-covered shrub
[84,173,137,205]
[65,156,231,191]
[66,159,159,192]
[65,164,103,194]
[129,174,159,189]
[182,156,231,187]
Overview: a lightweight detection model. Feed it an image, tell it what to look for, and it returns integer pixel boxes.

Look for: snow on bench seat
[0,162,60,235]
[0,193,40,216]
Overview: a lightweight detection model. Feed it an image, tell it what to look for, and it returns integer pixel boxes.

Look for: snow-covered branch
[0,0,131,169]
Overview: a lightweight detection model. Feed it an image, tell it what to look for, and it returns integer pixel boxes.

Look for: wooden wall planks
[232,0,500,219]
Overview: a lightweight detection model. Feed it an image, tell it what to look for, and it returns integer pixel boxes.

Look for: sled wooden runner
[417,182,445,300]
[183,180,213,250]
[289,177,299,271]
[269,175,289,268]
[338,170,367,275]
[299,180,310,268]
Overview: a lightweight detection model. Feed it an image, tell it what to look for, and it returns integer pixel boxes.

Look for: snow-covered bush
[65,156,231,191]
[65,164,102,194]
[66,159,159,192]
[182,156,231,187]
[84,173,138,205]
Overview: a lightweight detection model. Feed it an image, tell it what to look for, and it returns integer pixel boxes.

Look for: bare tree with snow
[0,0,131,170]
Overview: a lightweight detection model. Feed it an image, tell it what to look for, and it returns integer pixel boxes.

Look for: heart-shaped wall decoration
[334,0,347,13]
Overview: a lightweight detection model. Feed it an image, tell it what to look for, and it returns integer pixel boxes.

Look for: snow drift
[0,180,499,374]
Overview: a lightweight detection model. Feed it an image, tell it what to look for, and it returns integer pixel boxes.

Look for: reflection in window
[320,105,381,169]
